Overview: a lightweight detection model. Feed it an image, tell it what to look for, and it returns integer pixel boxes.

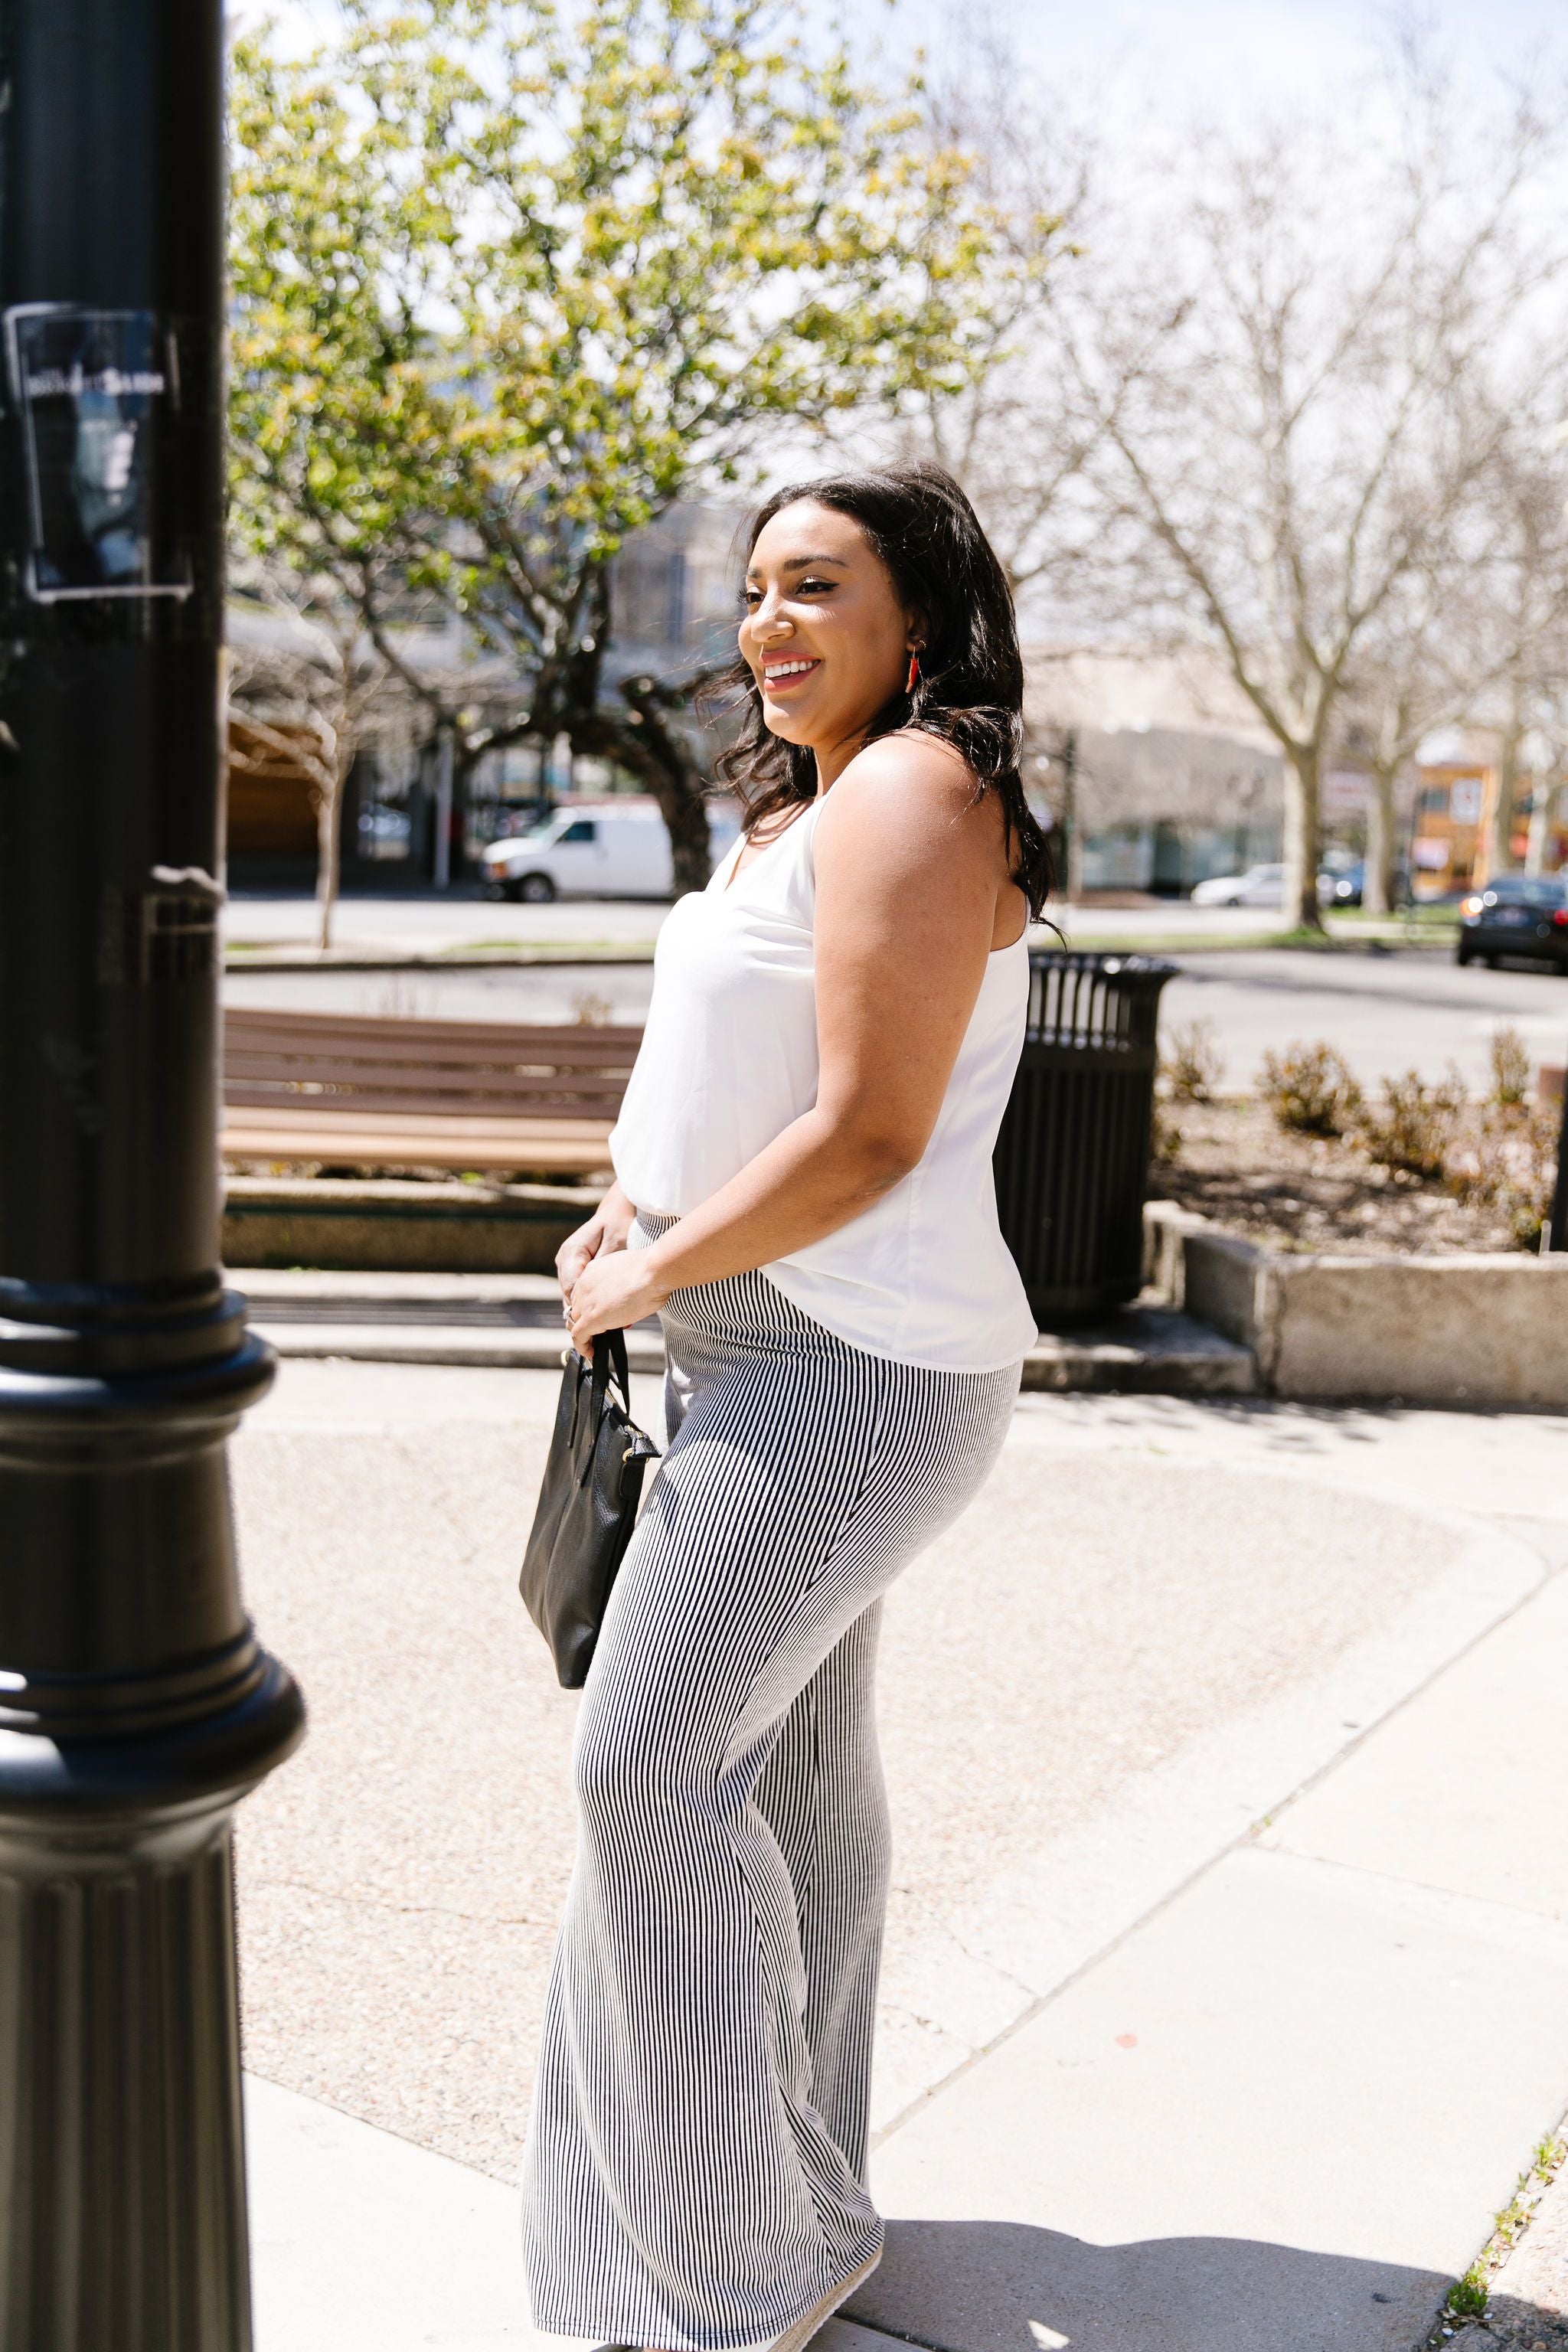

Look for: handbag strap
[577,1327,633,1485]
[590,1326,632,1411]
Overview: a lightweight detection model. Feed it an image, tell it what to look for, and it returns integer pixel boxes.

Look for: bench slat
[224,1141,610,1172]
[224,1008,642,1062]
[227,1067,629,1100]
[224,1049,635,1083]
[224,1047,641,1080]
[226,1107,613,1138]
[224,1081,626,1116]
[225,1005,645,1037]
[223,1113,614,1174]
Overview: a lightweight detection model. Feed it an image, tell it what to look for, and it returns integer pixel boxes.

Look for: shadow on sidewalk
[845,2216,1451,2352]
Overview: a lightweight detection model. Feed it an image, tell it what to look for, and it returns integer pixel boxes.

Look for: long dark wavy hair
[707,460,1054,916]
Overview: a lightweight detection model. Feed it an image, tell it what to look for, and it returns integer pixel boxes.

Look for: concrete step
[1021,1302,1257,1395]
[233,1269,1258,1396]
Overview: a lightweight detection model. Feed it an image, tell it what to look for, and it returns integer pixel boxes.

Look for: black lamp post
[0,3,303,2344]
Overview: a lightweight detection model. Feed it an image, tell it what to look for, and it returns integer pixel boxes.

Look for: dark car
[1456,874,1568,969]
[1318,858,1364,908]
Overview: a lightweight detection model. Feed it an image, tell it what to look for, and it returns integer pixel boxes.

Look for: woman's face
[738,499,917,763]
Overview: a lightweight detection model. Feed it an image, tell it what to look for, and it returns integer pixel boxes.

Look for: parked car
[479,797,741,901]
[1191,859,1367,910]
[357,804,413,857]
[1455,874,1568,969]
[1191,863,1285,907]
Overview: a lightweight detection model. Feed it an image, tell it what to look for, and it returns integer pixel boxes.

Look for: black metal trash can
[995,951,1178,1321]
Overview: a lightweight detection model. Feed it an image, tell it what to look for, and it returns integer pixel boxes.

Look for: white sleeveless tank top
[607,795,1038,1373]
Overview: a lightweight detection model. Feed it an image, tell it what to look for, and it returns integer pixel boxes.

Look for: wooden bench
[222,1008,642,1176]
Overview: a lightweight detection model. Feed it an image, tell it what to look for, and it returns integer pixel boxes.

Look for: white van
[479,796,741,902]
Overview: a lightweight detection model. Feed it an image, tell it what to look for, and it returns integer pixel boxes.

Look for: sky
[240,0,1566,109]
[942,0,1563,90]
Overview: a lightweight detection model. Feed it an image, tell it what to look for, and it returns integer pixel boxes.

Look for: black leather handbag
[519,1328,661,1689]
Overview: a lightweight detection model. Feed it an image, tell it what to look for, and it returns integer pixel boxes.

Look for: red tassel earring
[906,648,921,695]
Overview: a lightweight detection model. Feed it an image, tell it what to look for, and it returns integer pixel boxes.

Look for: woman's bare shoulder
[841,727,975,788]
[823,730,981,835]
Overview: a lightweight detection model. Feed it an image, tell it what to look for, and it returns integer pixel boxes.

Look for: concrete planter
[1145,1201,1568,1406]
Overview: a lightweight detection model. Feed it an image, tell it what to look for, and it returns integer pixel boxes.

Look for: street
[1165,946,1568,1092]
[224,895,1568,1092]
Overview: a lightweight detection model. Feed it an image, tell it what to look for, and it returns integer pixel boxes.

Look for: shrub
[1489,1023,1531,1109]
[1152,1103,1183,1164]
[1449,1100,1559,1248]
[1357,1066,1465,1182]
[1446,2273,1488,2322]
[1256,1041,1363,1137]
[1161,1018,1225,1102]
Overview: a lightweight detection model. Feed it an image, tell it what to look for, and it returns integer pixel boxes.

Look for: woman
[522,462,1049,2352]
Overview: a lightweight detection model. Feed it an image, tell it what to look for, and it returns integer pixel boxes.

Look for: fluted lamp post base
[0,1330,303,2350]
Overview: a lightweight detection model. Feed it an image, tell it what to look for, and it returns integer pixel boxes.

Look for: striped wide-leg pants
[521,1225,1021,2350]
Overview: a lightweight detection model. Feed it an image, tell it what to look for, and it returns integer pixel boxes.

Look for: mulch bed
[1148,1096,1550,1257]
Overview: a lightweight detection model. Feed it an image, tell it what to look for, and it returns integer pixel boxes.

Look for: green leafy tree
[230,0,1011,888]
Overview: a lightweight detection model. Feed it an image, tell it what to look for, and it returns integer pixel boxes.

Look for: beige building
[1410,724,1568,898]
[1022,645,1283,896]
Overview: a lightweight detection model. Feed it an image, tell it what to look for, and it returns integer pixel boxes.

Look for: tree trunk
[1490,715,1519,881]
[1525,780,1553,876]
[1282,742,1323,930]
[525,560,716,893]
[433,726,455,890]
[656,770,714,895]
[1364,762,1397,915]
[315,756,346,952]
[583,678,714,893]
[1059,728,1085,901]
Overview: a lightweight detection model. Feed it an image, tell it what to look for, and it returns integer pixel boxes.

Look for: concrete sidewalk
[234,1367,1568,2352]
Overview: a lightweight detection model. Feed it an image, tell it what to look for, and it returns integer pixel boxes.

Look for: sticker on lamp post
[4,305,192,602]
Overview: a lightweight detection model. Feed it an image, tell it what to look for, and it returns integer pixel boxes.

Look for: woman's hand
[556,1183,662,1357]
[566,1240,671,1357]
[556,1183,636,1301]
